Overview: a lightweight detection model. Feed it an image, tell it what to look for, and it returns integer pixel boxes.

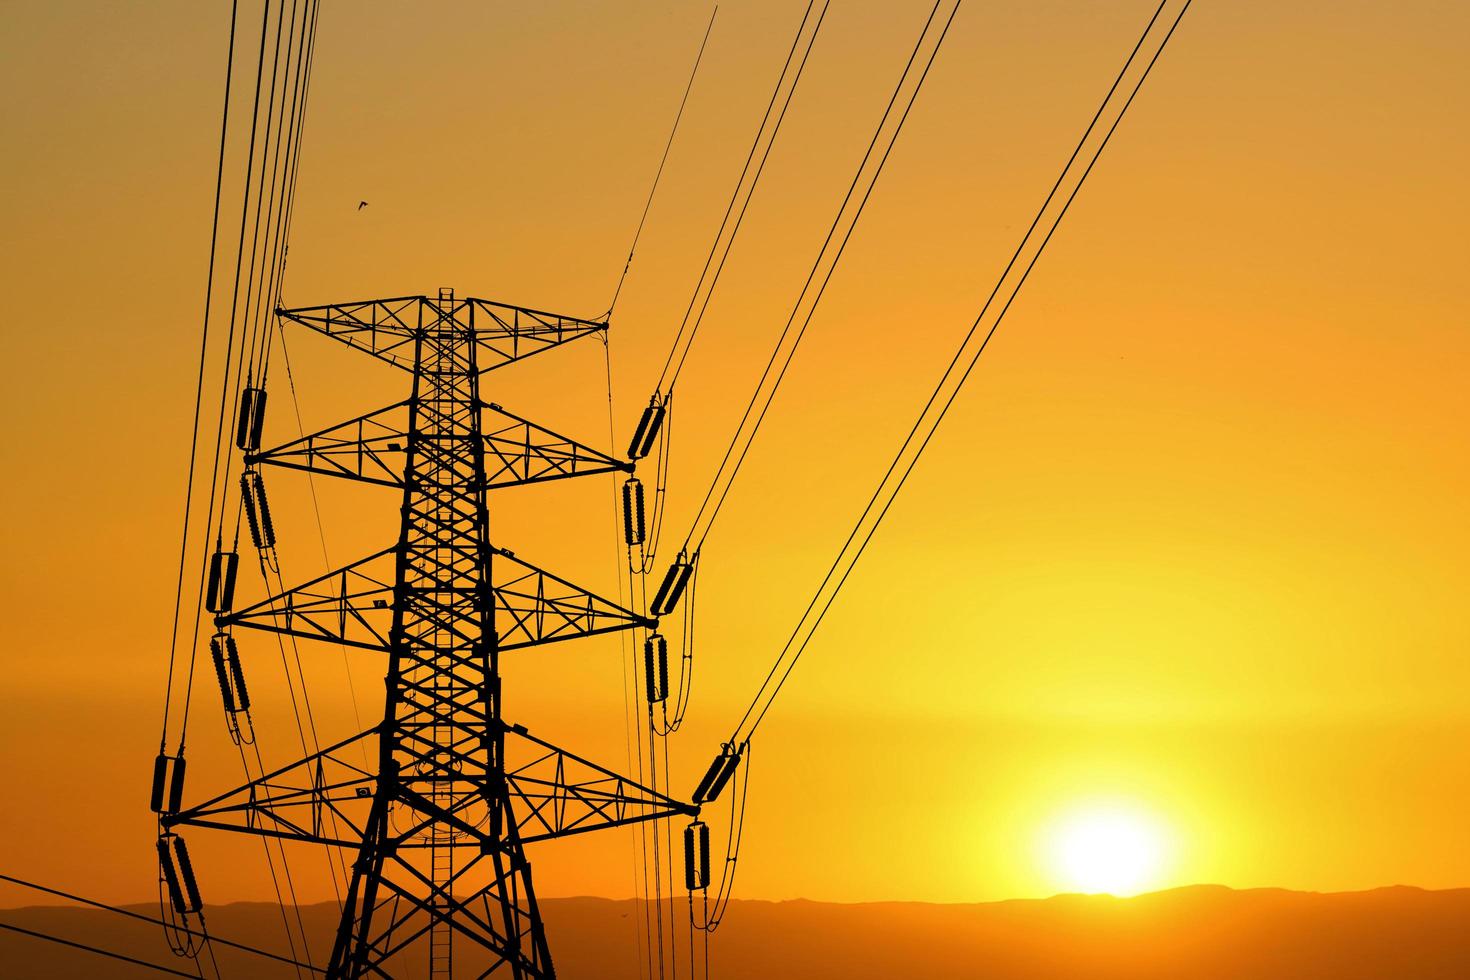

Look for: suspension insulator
[228,644,251,712]
[650,557,693,617]
[644,633,669,704]
[240,470,276,550]
[205,550,238,614]
[622,478,646,547]
[157,837,186,915]
[150,753,187,815]
[692,744,742,806]
[627,399,666,461]
[173,836,203,913]
[210,637,231,710]
[158,835,203,915]
[684,821,711,891]
[150,754,168,813]
[169,755,187,812]
[236,387,267,453]
[210,634,250,714]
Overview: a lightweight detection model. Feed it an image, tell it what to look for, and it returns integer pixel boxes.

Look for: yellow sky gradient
[0,0,1467,910]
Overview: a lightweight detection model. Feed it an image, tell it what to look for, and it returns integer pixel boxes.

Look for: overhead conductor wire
[727,0,1195,751]
[678,0,961,560]
[605,5,719,320]
[652,0,829,401]
[241,0,353,944]
[629,0,829,594]
[152,1,250,975]
[0,922,204,980]
[614,6,827,976]
[0,873,323,973]
[678,0,962,954]
[178,0,273,755]
[159,0,239,757]
[604,344,654,980]
[601,10,720,976]
[165,1,323,975]
[227,2,323,972]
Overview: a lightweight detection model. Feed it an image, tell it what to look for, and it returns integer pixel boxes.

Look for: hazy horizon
[6,886,1470,979]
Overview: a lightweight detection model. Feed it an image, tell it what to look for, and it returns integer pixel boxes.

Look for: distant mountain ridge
[3,885,1468,978]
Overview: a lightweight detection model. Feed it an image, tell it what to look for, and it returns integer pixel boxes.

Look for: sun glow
[1042,801,1174,896]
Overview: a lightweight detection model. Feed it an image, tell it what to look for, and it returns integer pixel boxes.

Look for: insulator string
[160,0,240,754]
[178,0,277,757]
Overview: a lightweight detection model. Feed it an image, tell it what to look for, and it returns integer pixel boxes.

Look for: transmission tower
[157,288,696,978]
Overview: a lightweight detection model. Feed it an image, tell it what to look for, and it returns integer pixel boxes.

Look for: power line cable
[240,7,326,969]
[625,0,826,600]
[681,0,960,555]
[182,5,323,968]
[0,921,205,979]
[731,0,1195,746]
[724,0,1170,740]
[605,5,719,319]
[239,0,296,384]
[264,0,321,363]
[235,741,309,980]
[276,321,367,757]
[255,0,315,374]
[0,873,322,972]
[627,52,843,964]
[161,0,240,755]
[178,0,276,754]
[602,342,657,980]
[227,0,304,562]
[653,0,829,397]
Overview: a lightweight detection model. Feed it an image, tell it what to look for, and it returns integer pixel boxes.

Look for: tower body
[331,289,548,977]
[161,290,695,979]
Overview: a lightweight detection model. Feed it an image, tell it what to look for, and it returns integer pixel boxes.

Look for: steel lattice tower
[162,289,694,978]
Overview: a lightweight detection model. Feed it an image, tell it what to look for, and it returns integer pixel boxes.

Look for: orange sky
[0,0,1467,910]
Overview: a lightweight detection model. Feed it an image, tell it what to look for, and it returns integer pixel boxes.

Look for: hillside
[2,886,1468,978]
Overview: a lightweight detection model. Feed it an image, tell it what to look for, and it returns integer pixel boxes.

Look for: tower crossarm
[480,402,633,488]
[490,547,656,649]
[277,295,607,373]
[219,547,399,652]
[163,728,377,849]
[248,399,632,490]
[249,399,413,488]
[164,723,695,849]
[503,724,699,844]
[218,546,654,653]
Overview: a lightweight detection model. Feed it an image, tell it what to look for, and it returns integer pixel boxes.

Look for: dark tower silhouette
[161,289,695,978]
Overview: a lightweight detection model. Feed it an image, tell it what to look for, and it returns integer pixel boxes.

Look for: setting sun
[1042,802,1175,896]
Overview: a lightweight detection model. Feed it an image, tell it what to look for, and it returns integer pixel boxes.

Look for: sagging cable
[605,5,720,319]
[720,0,1196,750]
[624,0,830,565]
[688,740,752,933]
[668,0,961,597]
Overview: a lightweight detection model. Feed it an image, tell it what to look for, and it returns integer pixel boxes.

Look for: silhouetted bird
[358,200,369,210]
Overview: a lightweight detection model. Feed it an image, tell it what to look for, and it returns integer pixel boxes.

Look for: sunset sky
[1,0,1467,913]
